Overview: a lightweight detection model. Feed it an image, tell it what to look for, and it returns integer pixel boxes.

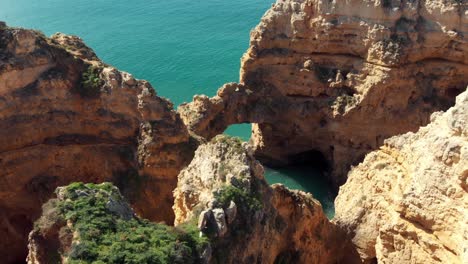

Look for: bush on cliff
[48,182,207,264]
[214,185,262,213]
[78,65,103,97]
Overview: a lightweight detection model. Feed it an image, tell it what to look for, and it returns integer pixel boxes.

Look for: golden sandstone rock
[173,135,359,264]
[0,25,195,263]
[179,0,468,187]
[335,90,467,263]
[2,0,467,262]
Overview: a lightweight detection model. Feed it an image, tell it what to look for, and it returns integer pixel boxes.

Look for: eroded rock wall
[173,136,359,264]
[0,24,195,263]
[179,0,468,186]
[334,89,468,263]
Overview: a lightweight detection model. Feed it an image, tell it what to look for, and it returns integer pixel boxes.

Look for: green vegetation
[79,64,103,97]
[211,136,262,212]
[214,185,262,213]
[56,182,208,264]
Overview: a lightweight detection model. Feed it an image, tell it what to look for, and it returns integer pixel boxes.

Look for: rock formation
[27,182,208,264]
[0,23,195,263]
[27,138,358,264]
[173,135,359,264]
[3,0,468,261]
[334,89,467,263]
[179,0,468,187]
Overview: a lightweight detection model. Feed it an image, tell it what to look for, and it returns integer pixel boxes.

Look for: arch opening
[223,123,252,142]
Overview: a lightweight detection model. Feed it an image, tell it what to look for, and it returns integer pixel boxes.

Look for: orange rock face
[334,89,467,263]
[179,0,468,187]
[0,26,195,263]
[173,136,359,264]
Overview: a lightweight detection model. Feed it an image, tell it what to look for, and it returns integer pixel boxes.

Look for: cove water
[1,0,334,218]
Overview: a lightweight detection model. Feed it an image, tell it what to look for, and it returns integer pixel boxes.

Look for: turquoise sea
[0,0,334,218]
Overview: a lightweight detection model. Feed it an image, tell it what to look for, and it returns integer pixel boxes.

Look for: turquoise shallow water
[225,124,335,218]
[264,167,335,218]
[0,0,335,218]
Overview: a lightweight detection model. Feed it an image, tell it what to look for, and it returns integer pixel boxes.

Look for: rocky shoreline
[1,0,467,263]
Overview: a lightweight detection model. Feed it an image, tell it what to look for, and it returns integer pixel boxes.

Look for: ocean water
[264,167,335,218]
[1,0,335,218]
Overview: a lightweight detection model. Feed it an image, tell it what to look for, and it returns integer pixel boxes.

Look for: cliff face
[27,138,357,264]
[334,89,467,263]
[173,136,359,264]
[0,24,195,263]
[179,0,468,186]
[3,0,467,261]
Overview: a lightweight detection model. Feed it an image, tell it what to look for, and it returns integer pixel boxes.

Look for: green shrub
[56,182,208,264]
[214,185,262,212]
[79,65,103,97]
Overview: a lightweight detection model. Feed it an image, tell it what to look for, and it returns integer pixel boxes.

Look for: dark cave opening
[223,123,336,218]
[265,149,336,218]
[287,149,330,173]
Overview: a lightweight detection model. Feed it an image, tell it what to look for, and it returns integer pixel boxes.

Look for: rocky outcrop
[27,138,358,264]
[334,89,468,263]
[27,182,208,264]
[179,0,468,187]
[0,24,195,263]
[173,135,359,263]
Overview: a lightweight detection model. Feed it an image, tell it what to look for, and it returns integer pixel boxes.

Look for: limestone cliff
[27,139,358,264]
[334,89,468,263]
[0,23,195,263]
[179,0,468,187]
[173,135,359,264]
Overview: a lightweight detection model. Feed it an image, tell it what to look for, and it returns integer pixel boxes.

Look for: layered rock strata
[173,135,359,263]
[334,89,468,263]
[0,24,195,263]
[179,0,468,187]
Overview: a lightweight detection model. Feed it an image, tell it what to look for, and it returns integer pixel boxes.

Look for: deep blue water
[0,0,269,105]
[0,0,334,218]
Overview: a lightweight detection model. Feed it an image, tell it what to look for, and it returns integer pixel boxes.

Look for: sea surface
[0,0,334,218]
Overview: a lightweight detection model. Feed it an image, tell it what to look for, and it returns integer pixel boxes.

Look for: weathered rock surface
[173,135,359,264]
[179,0,468,187]
[334,89,468,263]
[0,24,195,263]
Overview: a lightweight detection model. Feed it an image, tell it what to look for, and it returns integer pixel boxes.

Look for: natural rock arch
[178,0,468,189]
